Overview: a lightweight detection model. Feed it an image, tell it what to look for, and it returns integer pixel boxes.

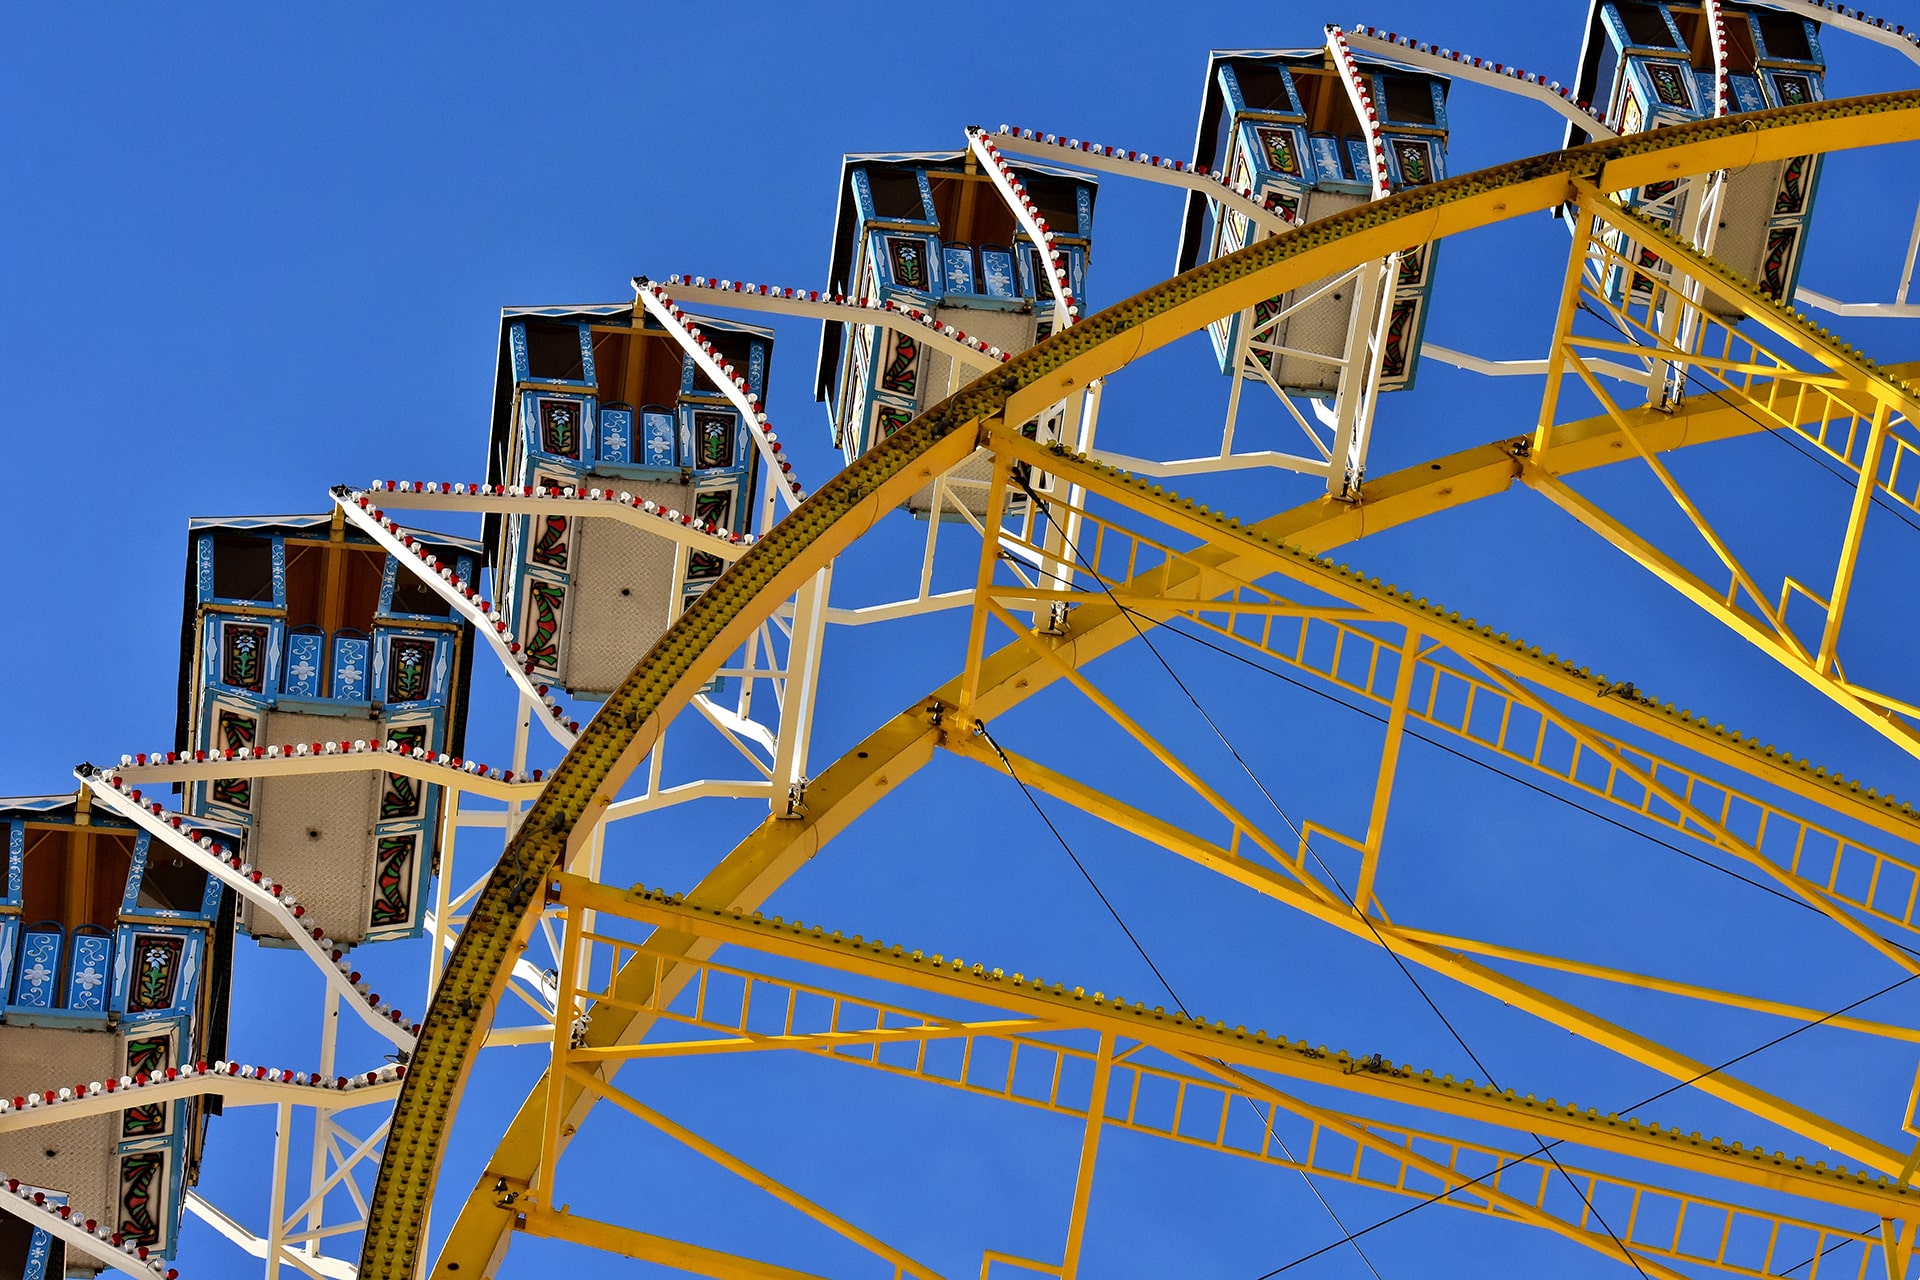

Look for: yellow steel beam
[429,376,1920,1277]
[431,385,1920,1275]
[1355,628,1423,915]
[976,595,1317,887]
[1528,192,1920,757]
[577,939,1883,1280]
[1395,928,1920,1044]
[612,943,1885,1280]
[992,426,1920,845]
[515,1205,833,1279]
[1186,1058,1698,1280]
[999,485,1920,942]
[394,99,1920,1279]
[365,413,979,1278]
[1060,1034,1112,1280]
[935,732,1901,1175]
[552,873,1919,1218]
[572,1022,1043,1062]
[1575,184,1920,421]
[566,1066,945,1280]
[1820,399,1894,675]
[1528,469,1920,759]
[1453,655,1920,976]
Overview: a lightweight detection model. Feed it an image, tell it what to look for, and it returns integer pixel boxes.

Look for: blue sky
[10,4,1920,1278]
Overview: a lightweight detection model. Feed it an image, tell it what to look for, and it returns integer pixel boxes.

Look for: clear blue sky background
[9,4,1920,1278]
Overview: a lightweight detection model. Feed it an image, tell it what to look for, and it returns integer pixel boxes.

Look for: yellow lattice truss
[358,92,1920,1280]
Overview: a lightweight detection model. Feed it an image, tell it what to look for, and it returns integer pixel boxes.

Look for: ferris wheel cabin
[485,306,771,697]
[1177,49,1451,396]
[178,512,478,948]
[816,151,1098,513]
[1570,2,1827,307]
[0,788,233,1270]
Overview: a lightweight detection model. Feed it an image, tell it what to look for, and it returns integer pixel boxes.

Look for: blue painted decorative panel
[211,617,279,697]
[377,553,399,615]
[332,633,370,701]
[194,536,214,603]
[1387,137,1437,188]
[13,924,62,1008]
[1343,136,1370,183]
[377,633,440,705]
[282,629,324,698]
[598,407,634,464]
[526,394,587,461]
[1767,69,1819,107]
[509,321,531,381]
[576,324,597,384]
[0,917,18,996]
[682,405,744,474]
[118,929,195,1016]
[65,927,112,1012]
[980,248,1017,299]
[21,1202,62,1280]
[642,409,677,468]
[943,246,976,295]
[1308,134,1345,183]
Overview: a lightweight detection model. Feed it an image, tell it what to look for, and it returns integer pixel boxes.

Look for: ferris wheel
[9,4,1920,1278]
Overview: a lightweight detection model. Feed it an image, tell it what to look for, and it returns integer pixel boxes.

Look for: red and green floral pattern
[212,711,256,810]
[530,513,570,569]
[123,1036,171,1137]
[380,724,430,819]
[221,624,268,692]
[538,399,580,458]
[880,335,919,396]
[526,581,563,670]
[371,834,416,927]
[387,638,434,703]
[127,936,183,1013]
[119,1151,164,1245]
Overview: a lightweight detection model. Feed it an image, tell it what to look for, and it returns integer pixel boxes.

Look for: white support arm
[1343,27,1620,140]
[1796,288,1920,318]
[1327,26,1396,201]
[652,278,1002,371]
[1751,0,1920,65]
[0,1066,401,1133]
[362,482,752,560]
[185,1193,356,1280]
[967,128,1080,324]
[0,1181,176,1280]
[331,489,579,749]
[1091,447,1334,480]
[985,128,1295,238]
[109,739,543,803]
[1421,343,1653,384]
[79,770,418,1050]
[1705,0,1733,116]
[634,282,807,510]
